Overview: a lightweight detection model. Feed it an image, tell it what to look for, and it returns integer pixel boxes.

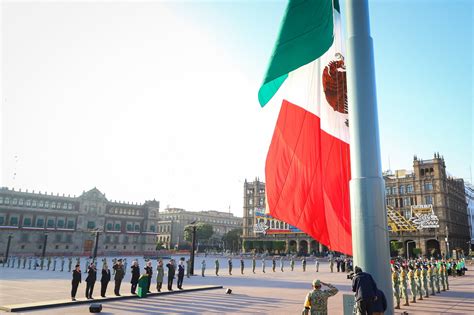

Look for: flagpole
[345,0,394,313]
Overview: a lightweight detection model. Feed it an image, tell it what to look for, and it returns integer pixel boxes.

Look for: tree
[184,223,214,242]
[222,228,242,252]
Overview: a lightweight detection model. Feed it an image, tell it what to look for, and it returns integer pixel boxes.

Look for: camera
[347,272,355,280]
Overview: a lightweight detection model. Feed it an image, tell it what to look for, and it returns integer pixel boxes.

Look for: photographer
[352,266,378,315]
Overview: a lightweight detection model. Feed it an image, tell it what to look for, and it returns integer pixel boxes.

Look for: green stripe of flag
[258,0,335,107]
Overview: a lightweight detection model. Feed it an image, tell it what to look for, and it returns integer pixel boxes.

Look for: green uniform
[215,259,219,276]
[408,269,417,303]
[400,269,409,306]
[302,284,338,315]
[422,268,429,298]
[444,265,449,290]
[290,258,295,271]
[252,257,256,274]
[302,258,306,272]
[434,265,440,293]
[329,259,334,273]
[415,268,423,300]
[392,269,401,309]
[439,265,446,291]
[428,266,435,295]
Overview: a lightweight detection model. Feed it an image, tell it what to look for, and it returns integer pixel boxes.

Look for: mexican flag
[259,0,352,255]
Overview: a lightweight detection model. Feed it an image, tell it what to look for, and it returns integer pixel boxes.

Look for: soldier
[228,257,233,275]
[113,259,125,296]
[61,256,65,272]
[123,258,128,275]
[434,263,441,293]
[439,262,446,291]
[415,264,423,300]
[272,257,276,272]
[240,257,244,275]
[315,259,320,272]
[201,259,206,277]
[252,256,256,274]
[22,256,26,269]
[290,256,295,271]
[33,257,38,270]
[400,266,409,306]
[428,263,435,296]
[28,257,32,270]
[302,257,307,272]
[262,257,266,273]
[280,256,284,272]
[329,257,334,273]
[302,279,338,315]
[444,262,449,290]
[422,265,429,298]
[17,256,21,268]
[53,257,57,271]
[392,265,401,309]
[215,258,220,276]
[408,265,417,303]
[68,257,73,272]
[47,256,52,271]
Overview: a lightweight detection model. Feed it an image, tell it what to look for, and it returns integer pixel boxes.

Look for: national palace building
[242,154,471,257]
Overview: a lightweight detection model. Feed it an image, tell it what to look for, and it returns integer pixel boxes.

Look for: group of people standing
[2,255,79,272]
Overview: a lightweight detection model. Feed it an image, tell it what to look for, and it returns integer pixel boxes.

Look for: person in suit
[85,263,97,299]
[144,261,153,293]
[156,259,164,292]
[100,263,111,297]
[177,257,185,290]
[71,264,82,301]
[113,259,125,296]
[166,259,176,291]
[130,260,140,294]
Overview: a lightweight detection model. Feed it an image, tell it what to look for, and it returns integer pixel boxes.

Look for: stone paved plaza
[0,255,473,314]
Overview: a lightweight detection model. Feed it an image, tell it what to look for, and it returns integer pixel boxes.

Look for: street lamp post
[445,225,450,259]
[3,234,13,267]
[40,233,48,270]
[92,230,101,263]
[406,240,416,260]
[188,221,197,276]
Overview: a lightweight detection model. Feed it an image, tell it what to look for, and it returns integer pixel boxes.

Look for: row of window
[246,188,265,195]
[386,183,433,195]
[18,233,74,243]
[0,216,75,229]
[256,218,289,230]
[108,207,142,216]
[105,222,156,233]
[0,197,74,210]
[387,195,433,207]
[159,216,239,225]
[248,198,264,206]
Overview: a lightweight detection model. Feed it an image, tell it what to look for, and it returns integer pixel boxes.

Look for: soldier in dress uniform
[428,263,435,296]
[439,262,446,291]
[228,257,233,275]
[252,256,256,274]
[215,258,220,276]
[443,262,449,290]
[53,257,57,271]
[280,256,284,272]
[290,256,295,271]
[28,257,32,270]
[422,265,429,298]
[408,265,417,303]
[302,257,307,272]
[329,257,334,273]
[262,257,266,273]
[201,259,206,277]
[434,263,441,293]
[240,257,245,275]
[47,256,52,270]
[68,257,73,272]
[17,256,21,268]
[272,257,276,272]
[316,259,320,272]
[392,265,401,309]
[22,256,27,269]
[415,264,423,300]
[61,256,65,272]
[399,266,409,306]
[302,279,338,315]
[34,257,38,270]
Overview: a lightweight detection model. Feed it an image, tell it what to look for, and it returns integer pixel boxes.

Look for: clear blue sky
[2,0,472,216]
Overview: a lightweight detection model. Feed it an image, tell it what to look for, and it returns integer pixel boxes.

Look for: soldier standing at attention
[71,264,82,301]
[290,256,295,271]
[272,257,276,272]
[415,264,423,300]
[28,257,32,270]
[302,280,338,315]
[422,265,430,298]
[280,256,284,272]
[252,256,256,274]
[201,259,206,277]
[439,262,446,291]
[428,263,436,296]
[53,257,57,271]
[68,257,73,272]
[113,259,125,296]
[315,259,320,272]
[400,265,409,306]
[329,257,334,273]
[33,257,38,270]
[47,256,52,271]
[61,256,65,272]
[443,262,449,290]
[85,263,97,299]
[228,257,233,275]
[434,263,441,294]
[408,265,417,303]
[392,265,401,309]
[262,257,266,273]
[240,257,245,275]
[215,258,220,276]
[302,257,307,272]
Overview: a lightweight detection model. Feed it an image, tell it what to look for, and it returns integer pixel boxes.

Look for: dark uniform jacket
[113,264,125,281]
[178,264,185,276]
[72,270,82,284]
[101,269,111,283]
[131,265,140,284]
[352,272,377,302]
[86,268,97,283]
[166,263,176,277]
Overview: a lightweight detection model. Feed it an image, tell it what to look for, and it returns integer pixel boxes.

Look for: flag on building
[259,0,352,255]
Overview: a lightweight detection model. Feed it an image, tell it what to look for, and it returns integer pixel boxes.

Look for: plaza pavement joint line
[0,285,223,313]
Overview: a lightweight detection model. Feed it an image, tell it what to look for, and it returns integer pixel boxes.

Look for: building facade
[242,178,326,255]
[465,183,474,250]
[156,208,242,249]
[386,154,471,257]
[0,187,160,257]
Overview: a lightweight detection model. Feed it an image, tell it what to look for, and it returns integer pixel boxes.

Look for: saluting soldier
[252,256,256,274]
[302,280,338,315]
[422,265,430,298]
[392,265,401,309]
[439,263,446,291]
[47,256,52,271]
[434,263,441,293]
[415,264,423,300]
[400,266,409,306]
[428,263,435,296]
[408,265,417,303]
[215,258,220,276]
[290,256,295,271]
